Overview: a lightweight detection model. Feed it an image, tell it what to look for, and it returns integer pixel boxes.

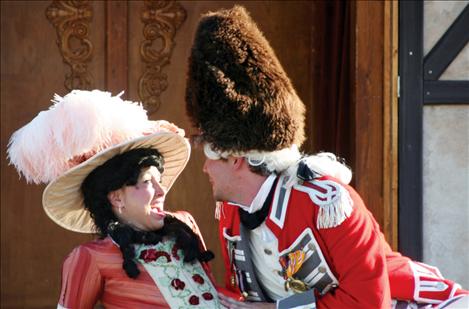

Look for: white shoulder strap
[294,179,353,229]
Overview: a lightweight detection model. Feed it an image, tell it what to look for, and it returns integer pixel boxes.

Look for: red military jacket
[218,175,466,308]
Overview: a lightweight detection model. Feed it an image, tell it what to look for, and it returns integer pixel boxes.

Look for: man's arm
[305,177,391,308]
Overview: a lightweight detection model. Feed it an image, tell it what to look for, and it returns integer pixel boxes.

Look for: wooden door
[1,1,315,306]
[1,2,101,307]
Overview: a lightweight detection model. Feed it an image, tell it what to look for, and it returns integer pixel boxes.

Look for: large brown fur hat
[185,6,305,153]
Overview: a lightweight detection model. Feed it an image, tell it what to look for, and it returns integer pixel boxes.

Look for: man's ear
[107,190,124,209]
[231,156,246,170]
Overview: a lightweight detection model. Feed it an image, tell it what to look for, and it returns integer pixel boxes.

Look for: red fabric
[218,176,467,308]
[59,237,170,308]
[288,180,389,309]
[216,286,244,301]
[218,204,243,298]
[59,211,218,308]
[386,254,469,303]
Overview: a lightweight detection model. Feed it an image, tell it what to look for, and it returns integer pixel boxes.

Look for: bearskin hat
[185,6,305,154]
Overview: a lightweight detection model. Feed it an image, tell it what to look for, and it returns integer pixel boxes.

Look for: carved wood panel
[46,0,94,90]
[139,0,186,113]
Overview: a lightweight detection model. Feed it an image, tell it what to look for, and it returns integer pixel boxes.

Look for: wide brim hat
[8,90,190,233]
[43,132,189,233]
[186,5,306,155]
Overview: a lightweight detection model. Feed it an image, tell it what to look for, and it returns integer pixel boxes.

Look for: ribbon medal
[280,250,307,293]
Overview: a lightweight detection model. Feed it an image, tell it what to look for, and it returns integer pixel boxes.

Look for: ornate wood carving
[139,1,186,113]
[46,0,94,90]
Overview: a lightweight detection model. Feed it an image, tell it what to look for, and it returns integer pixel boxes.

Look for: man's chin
[212,193,224,202]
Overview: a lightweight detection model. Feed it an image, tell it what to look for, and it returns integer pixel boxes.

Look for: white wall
[422,0,469,289]
[423,106,469,288]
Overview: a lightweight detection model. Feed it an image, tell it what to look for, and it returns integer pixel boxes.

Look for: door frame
[398,1,469,260]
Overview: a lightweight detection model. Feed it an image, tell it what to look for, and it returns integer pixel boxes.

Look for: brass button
[230,275,236,287]
[308,243,315,251]
[318,266,326,273]
[242,292,249,298]
[264,248,272,255]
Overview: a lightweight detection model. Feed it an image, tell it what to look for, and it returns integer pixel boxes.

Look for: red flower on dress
[171,278,186,290]
[189,295,199,305]
[192,274,205,284]
[139,249,171,263]
[172,244,180,260]
[202,292,214,300]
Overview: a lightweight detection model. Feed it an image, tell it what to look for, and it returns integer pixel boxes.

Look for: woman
[8,90,223,308]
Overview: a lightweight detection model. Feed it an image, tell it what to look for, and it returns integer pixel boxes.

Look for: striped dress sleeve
[58,245,103,309]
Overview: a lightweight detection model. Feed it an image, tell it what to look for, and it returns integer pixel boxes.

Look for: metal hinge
[397,75,400,98]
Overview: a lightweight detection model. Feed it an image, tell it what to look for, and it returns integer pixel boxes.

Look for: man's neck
[232,172,269,206]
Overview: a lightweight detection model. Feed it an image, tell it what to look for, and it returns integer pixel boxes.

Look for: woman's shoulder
[67,237,119,258]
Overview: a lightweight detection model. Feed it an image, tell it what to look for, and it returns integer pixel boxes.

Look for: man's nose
[202,159,209,173]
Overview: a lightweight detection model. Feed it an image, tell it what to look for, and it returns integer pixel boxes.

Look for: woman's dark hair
[81,148,213,278]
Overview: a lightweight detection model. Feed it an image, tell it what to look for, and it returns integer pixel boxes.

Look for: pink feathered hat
[7,90,190,233]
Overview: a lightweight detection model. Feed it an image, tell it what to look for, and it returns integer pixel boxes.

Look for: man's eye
[143,179,152,184]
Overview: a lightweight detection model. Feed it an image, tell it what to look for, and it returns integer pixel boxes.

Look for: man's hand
[219,293,276,309]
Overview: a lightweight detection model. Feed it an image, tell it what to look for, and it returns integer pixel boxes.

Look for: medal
[285,278,308,293]
[280,250,307,293]
[227,241,238,288]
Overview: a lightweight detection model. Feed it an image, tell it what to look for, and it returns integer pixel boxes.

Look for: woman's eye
[143,179,152,184]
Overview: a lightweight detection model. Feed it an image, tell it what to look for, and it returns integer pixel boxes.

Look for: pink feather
[7,90,181,184]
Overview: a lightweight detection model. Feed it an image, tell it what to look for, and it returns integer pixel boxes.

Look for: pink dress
[58,212,220,309]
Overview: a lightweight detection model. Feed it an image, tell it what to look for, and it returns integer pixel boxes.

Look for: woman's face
[108,165,167,231]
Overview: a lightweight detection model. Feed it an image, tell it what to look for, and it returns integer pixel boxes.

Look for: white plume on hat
[7,89,189,233]
[8,90,152,184]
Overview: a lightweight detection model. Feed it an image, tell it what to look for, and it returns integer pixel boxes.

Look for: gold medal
[280,250,308,294]
[286,278,308,293]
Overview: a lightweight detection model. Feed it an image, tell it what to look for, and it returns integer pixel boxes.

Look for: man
[185,6,468,309]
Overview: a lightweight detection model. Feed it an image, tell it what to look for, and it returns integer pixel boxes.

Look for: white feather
[302,153,352,184]
[7,90,151,184]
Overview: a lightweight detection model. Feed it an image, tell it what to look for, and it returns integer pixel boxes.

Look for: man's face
[203,157,234,202]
